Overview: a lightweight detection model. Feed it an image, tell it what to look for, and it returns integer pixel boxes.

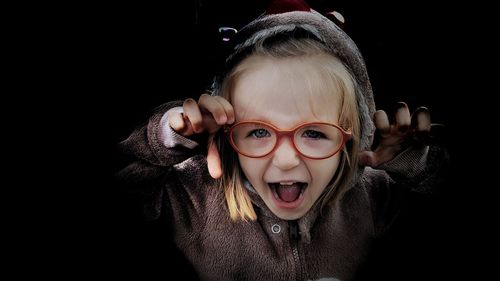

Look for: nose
[271,138,301,170]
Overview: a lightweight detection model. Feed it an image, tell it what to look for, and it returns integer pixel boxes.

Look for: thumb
[206,135,222,179]
[358,151,377,167]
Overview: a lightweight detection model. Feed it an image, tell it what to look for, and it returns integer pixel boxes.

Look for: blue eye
[249,129,271,138]
[302,130,326,139]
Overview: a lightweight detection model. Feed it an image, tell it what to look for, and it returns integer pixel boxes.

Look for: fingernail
[415,106,429,112]
[218,116,227,125]
[185,98,196,104]
[396,101,408,108]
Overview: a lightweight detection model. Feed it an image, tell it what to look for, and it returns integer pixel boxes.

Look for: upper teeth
[279,182,295,185]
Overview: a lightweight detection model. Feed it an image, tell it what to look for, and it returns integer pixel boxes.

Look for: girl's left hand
[359,102,431,167]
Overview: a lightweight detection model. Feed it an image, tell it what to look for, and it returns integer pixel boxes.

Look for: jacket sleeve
[115,101,205,220]
[118,101,203,167]
[363,144,449,236]
[375,144,449,193]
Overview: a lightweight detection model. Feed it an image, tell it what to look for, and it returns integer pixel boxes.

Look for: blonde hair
[215,37,360,221]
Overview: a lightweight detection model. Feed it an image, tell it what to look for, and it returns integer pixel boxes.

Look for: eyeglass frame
[224,120,352,160]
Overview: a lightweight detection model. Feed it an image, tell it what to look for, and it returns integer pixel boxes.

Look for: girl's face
[231,55,343,220]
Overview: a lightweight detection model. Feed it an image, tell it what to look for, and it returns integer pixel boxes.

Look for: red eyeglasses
[225,121,352,159]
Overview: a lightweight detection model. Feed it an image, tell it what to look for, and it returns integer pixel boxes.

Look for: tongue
[276,184,302,202]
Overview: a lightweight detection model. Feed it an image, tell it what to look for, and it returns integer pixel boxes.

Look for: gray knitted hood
[211,0,375,152]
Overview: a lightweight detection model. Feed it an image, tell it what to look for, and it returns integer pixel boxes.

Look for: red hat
[265,0,311,15]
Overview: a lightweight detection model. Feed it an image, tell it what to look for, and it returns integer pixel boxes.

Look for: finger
[198,94,228,125]
[167,110,194,136]
[374,110,390,137]
[411,106,431,132]
[183,98,204,133]
[213,96,235,124]
[199,94,235,126]
[409,107,431,144]
[197,95,226,135]
[207,135,222,179]
[394,102,411,133]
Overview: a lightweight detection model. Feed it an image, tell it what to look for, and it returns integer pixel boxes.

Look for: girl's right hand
[167,94,235,179]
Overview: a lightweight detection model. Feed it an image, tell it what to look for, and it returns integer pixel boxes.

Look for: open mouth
[268,182,308,203]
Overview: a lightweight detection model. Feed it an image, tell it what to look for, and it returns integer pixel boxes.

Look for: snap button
[271,224,281,234]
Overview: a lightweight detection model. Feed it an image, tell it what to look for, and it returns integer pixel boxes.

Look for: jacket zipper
[289,220,302,281]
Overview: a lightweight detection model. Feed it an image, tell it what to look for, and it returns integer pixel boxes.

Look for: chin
[273,211,306,221]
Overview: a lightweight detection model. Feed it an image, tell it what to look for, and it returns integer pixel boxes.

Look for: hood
[211,0,375,152]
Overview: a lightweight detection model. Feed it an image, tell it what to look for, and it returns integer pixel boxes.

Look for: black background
[29,0,489,280]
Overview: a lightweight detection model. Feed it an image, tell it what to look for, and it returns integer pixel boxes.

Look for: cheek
[308,156,341,184]
[238,156,268,182]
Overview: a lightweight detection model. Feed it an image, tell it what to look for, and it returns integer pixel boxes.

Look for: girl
[118,0,447,280]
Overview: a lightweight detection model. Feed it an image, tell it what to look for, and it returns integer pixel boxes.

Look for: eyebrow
[234,119,340,130]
